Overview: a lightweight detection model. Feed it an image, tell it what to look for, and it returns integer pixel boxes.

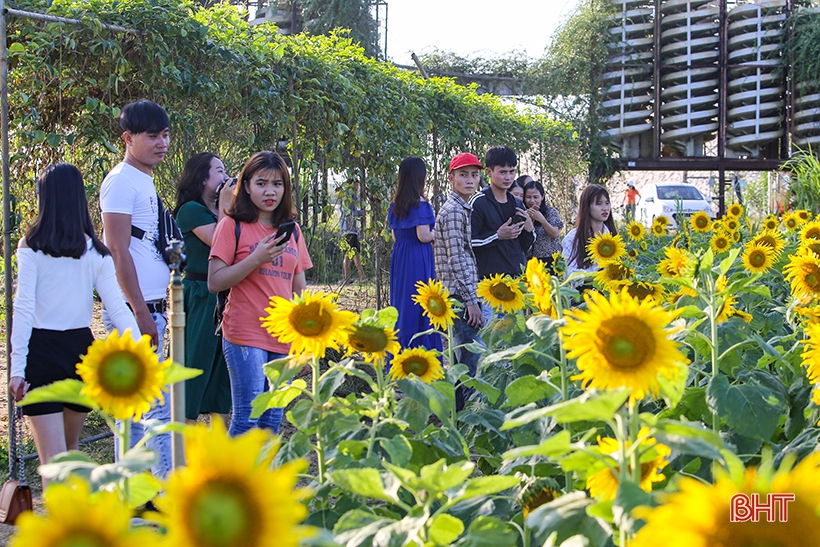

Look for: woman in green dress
[174,152,234,424]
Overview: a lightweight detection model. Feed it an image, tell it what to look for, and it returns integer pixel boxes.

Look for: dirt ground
[0,278,378,543]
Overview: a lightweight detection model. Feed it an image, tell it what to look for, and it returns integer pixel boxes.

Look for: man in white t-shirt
[100,99,172,478]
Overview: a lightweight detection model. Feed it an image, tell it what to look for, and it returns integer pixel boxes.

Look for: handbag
[0,407,32,524]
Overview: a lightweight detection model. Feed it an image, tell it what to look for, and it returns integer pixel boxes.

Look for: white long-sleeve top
[10,239,140,379]
[561,225,612,280]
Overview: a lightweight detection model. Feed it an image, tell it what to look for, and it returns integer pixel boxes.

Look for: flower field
[15,204,820,547]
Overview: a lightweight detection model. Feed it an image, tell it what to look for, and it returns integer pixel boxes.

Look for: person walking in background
[434,153,485,411]
[524,180,563,271]
[208,151,312,436]
[99,99,172,478]
[622,182,640,223]
[562,184,617,281]
[173,152,233,426]
[10,164,140,487]
[340,180,366,284]
[388,156,443,354]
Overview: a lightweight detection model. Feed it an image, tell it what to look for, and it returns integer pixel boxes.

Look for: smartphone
[274,221,296,242]
[512,213,527,224]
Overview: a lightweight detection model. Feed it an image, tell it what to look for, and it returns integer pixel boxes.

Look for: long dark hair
[27,163,109,258]
[174,152,218,215]
[523,180,548,217]
[391,156,426,219]
[570,184,617,269]
[227,151,295,225]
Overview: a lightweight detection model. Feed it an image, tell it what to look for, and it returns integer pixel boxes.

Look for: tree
[298,0,380,58]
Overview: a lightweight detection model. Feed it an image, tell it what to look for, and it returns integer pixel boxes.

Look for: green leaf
[375,306,399,329]
[262,357,306,390]
[706,374,785,441]
[397,378,452,425]
[333,508,395,544]
[20,379,96,409]
[380,435,412,467]
[460,376,501,405]
[503,374,559,408]
[502,389,629,429]
[8,42,25,53]
[164,362,203,384]
[38,450,98,483]
[452,475,520,504]
[526,314,560,339]
[415,459,474,498]
[699,248,714,273]
[122,472,162,509]
[658,361,688,409]
[719,248,741,275]
[89,447,158,489]
[503,430,572,459]
[46,133,61,147]
[455,516,518,547]
[613,482,653,534]
[526,491,611,547]
[274,431,312,465]
[396,397,430,434]
[653,420,725,461]
[330,468,399,504]
[429,513,465,546]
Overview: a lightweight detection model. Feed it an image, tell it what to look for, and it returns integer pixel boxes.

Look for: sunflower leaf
[164,362,203,384]
[19,379,96,409]
[397,378,453,426]
[502,389,630,429]
[503,430,572,459]
[429,513,465,546]
[706,374,786,441]
[122,472,163,509]
[460,376,501,405]
[456,516,518,547]
[330,468,400,504]
[452,475,520,504]
[503,375,560,408]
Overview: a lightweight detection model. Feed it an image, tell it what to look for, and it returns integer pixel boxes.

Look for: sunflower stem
[366,359,386,459]
[629,400,641,484]
[311,357,327,485]
[707,277,720,432]
[119,418,131,462]
[553,277,573,490]
[447,322,457,423]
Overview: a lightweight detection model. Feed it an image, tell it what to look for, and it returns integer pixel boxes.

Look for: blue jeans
[451,298,484,411]
[222,339,285,436]
[102,310,172,479]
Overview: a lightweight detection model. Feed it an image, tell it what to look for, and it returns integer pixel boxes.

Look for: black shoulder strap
[131,193,163,241]
[234,217,240,253]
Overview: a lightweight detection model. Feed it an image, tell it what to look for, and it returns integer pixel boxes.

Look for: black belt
[185,272,208,282]
[126,299,167,314]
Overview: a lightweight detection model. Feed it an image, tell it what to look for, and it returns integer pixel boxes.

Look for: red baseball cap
[449,152,483,172]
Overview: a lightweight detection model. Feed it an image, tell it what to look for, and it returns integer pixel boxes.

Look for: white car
[635,183,714,229]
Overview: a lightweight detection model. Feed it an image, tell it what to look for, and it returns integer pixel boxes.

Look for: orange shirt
[210,217,312,353]
[625,188,640,205]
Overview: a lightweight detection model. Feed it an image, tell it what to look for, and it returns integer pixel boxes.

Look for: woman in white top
[562,184,617,282]
[10,163,138,480]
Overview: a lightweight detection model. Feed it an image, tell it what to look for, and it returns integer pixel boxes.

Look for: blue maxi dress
[388,201,443,354]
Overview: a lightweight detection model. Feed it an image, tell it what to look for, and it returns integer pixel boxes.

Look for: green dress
[176,201,232,419]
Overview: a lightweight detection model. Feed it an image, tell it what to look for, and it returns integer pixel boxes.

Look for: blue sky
[383,0,580,62]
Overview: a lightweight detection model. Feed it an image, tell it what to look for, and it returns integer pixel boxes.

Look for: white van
[636,183,714,229]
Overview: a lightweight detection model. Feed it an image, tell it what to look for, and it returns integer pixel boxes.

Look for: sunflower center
[97,351,146,396]
[489,282,516,302]
[696,216,708,228]
[750,251,766,267]
[805,268,820,291]
[788,219,797,228]
[402,356,429,377]
[807,228,820,240]
[425,295,446,316]
[597,317,656,369]
[598,242,615,258]
[188,481,258,547]
[349,325,388,353]
[631,226,641,236]
[55,535,106,547]
[290,301,332,337]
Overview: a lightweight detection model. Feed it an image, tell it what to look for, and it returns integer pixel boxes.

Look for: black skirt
[24,327,94,416]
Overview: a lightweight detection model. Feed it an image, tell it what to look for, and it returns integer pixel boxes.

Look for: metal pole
[167,241,186,468]
[1,0,15,473]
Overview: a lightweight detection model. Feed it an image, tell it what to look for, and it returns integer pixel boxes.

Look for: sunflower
[477,273,526,313]
[640,240,648,251]
[797,209,812,223]
[689,211,711,232]
[726,202,744,218]
[559,289,688,401]
[724,217,740,232]
[763,215,779,231]
[262,290,357,358]
[783,212,801,231]
[153,420,309,547]
[710,232,731,254]
[651,221,666,237]
[801,220,820,242]
[784,251,820,301]
[519,478,561,518]
[626,221,645,240]
[613,280,665,302]
[654,215,670,226]
[628,248,639,258]
[344,322,400,365]
[586,232,626,264]
[716,275,752,323]
[742,241,776,274]
[525,258,554,316]
[796,304,820,325]
[12,478,161,547]
[632,453,820,547]
[752,230,786,255]
[75,330,169,420]
[594,261,633,288]
[801,323,820,385]
[657,246,692,279]
[551,251,567,277]
[388,347,444,384]
[412,279,457,330]
[586,427,671,501]
[802,240,820,258]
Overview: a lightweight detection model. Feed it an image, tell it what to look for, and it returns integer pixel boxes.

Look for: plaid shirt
[434,192,479,306]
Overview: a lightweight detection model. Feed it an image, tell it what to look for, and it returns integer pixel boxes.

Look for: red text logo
[730,493,795,522]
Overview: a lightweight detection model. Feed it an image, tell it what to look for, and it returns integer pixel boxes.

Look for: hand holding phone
[511,212,527,224]
[274,221,296,242]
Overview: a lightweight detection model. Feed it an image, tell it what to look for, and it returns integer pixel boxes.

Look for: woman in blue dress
[388,156,443,354]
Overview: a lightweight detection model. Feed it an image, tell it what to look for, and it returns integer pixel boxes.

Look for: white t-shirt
[100,162,170,301]
[10,240,140,378]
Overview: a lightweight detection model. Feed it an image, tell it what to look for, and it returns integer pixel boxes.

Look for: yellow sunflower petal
[411,279,457,331]
[388,347,443,384]
[657,246,693,279]
[477,273,526,313]
[784,251,820,301]
[586,232,627,264]
[76,330,169,421]
[742,241,776,274]
[727,202,744,218]
[689,211,712,232]
[525,258,555,316]
[344,322,401,365]
[626,221,645,241]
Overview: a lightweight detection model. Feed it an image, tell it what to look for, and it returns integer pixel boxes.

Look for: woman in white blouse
[9,163,138,479]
